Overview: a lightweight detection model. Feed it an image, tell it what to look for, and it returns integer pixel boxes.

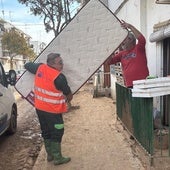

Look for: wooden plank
[133,82,170,89]
[132,86,170,93]
[133,77,170,86]
[132,87,170,97]
[132,91,170,98]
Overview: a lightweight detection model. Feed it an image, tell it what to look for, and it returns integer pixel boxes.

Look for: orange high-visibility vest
[34,64,67,114]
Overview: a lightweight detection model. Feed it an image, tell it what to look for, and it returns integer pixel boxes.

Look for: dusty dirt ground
[1,84,169,170]
[33,84,149,170]
[0,94,42,170]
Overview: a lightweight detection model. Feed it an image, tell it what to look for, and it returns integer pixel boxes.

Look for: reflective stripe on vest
[35,94,65,104]
[34,86,63,97]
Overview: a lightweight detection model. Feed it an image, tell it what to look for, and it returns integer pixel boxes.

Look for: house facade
[104,0,170,161]
[108,0,170,77]
[0,19,46,72]
[107,0,170,118]
[30,41,46,56]
[0,19,32,71]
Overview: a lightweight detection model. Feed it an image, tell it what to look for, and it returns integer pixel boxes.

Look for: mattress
[15,0,128,105]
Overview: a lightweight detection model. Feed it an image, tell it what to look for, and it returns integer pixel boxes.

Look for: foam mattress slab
[15,0,128,105]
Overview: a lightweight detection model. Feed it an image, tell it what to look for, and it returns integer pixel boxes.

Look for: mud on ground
[0,96,42,170]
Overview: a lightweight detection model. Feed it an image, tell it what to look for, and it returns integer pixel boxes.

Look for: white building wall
[108,0,170,99]
[146,1,170,76]
[30,41,47,60]
[108,0,170,82]
[108,0,124,11]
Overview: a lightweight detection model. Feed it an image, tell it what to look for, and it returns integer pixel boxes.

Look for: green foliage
[18,0,80,37]
[1,29,36,68]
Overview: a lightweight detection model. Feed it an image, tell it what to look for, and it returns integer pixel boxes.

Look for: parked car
[0,62,17,135]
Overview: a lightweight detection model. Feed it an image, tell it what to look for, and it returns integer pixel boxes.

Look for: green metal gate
[116,83,154,155]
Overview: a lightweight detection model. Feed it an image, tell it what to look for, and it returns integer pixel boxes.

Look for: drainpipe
[155,0,170,4]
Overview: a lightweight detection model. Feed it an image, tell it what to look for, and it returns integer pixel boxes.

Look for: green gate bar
[116,83,154,155]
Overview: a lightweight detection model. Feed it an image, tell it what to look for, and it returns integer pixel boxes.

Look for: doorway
[163,38,170,125]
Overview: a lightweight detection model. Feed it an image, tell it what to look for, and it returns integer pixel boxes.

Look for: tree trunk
[10,57,13,69]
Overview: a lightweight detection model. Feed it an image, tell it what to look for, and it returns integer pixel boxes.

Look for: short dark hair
[47,53,60,65]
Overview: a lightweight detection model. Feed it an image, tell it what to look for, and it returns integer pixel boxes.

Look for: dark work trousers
[36,109,64,143]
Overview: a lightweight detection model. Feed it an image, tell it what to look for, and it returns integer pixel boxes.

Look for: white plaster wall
[108,0,170,76]
[110,74,117,100]
[146,0,170,76]
[108,0,170,93]
[108,0,124,12]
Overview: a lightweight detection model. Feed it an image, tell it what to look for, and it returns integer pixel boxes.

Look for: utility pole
[1,0,4,19]
[9,11,13,22]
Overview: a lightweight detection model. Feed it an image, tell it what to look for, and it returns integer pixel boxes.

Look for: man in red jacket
[107,20,149,88]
